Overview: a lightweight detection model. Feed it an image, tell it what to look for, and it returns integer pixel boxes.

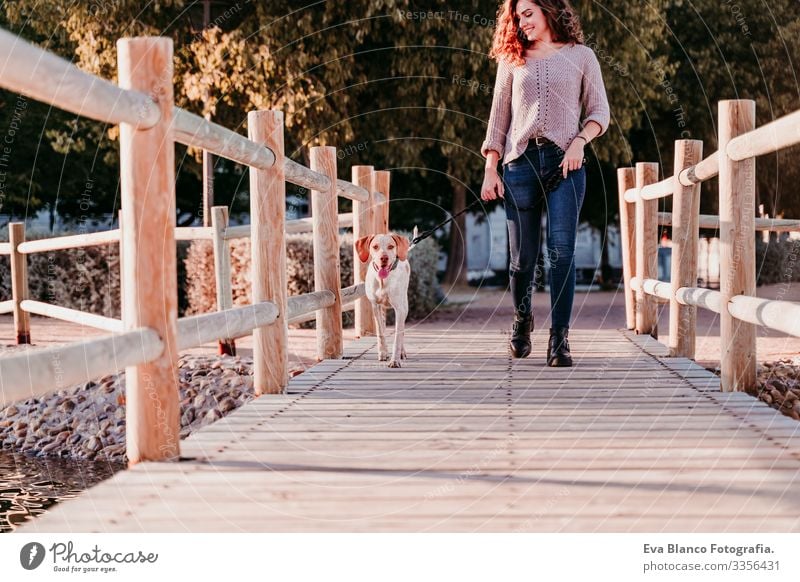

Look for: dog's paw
[388,360,401,368]
[378,352,388,361]
[401,348,408,360]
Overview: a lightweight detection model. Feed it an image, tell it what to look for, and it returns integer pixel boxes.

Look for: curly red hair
[489,0,584,66]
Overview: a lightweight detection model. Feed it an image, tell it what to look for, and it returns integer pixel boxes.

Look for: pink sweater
[481,43,610,166]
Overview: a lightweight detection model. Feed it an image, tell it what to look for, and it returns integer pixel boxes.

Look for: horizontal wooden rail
[20,300,124,332]
[677,151,719,187]
[223,213,356,240]
[0,299,14,314]
[340,283,366,312]
[287,290,335,323]
[172,114,383,204]
[17,230,121,253]
[726,109,800,162]
[177,301,279,350]
[173,108,276,170]
[658,212,800,231]
[628,276,669,304]
[728,295,800,337]
[0,327,163,408]
[174,226,214,241]
[641,278,672,301]
[0,242,11,255]
[675,287,723,314]
[342,283,365,301]
[0,28,159,129]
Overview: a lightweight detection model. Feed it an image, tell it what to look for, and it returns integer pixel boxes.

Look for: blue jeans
[502,142,586,328]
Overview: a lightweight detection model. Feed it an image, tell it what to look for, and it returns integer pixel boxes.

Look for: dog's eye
[387,244,395,250]
[372,245,379,250]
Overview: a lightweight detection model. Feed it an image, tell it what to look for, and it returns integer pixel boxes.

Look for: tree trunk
[442,180,468,286]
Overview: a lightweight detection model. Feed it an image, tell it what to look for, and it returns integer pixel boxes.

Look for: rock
[204,409,222,423]
[61,400,76,413]
[219,398,236,413]
[41,441,62,454]
[85,436,101,452]
[4,405,19,417]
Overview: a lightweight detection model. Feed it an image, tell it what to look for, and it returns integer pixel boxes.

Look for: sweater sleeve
[580,49,610,136]
[480,59,514,158]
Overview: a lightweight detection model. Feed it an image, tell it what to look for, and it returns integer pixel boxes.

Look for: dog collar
[373,257,399,279]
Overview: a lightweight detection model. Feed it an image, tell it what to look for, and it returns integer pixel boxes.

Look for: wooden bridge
[2,31,800,533]
[18,328,800,532]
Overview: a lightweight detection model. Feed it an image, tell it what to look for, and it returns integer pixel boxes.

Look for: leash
[408,198,484,251]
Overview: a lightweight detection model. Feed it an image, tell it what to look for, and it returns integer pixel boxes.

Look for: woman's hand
[559,138,585,178]
[481,167,504,201]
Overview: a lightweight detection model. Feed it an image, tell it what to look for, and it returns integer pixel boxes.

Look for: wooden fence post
[375,170,391,233]
[616,168,636,330]
[635,162,659,338]
[117,37,179,464]
[353,165,376,337]
[669,140,703,358]
[211,205,235,356]
[9,222,31,344]
[248,110,288,394]
[718,99,757,392]
[311,146,343,360]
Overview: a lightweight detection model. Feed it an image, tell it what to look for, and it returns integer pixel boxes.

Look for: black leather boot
[510,315,532,358]
[547,327,573,367]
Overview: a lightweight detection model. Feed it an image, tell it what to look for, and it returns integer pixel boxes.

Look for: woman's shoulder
[566,43,596,60]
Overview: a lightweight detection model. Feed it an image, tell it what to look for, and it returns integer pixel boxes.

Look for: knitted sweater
[481,43,610,166]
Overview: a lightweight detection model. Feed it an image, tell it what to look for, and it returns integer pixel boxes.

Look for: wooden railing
[0,30,390,464]
[617,99,800,392]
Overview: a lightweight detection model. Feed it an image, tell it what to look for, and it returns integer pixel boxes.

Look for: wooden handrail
[177,301,279,350]
[677,151,719,187]
[17,229,121,253]
[20,300,124,332]
[658,212,800,232]
[287,290,336,325]
[0,327,163,408]
[726,109,800,161]
[0,28,160,128]
[173,107,276,170]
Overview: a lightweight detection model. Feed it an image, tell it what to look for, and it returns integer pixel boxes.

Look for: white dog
[355,233,410,368]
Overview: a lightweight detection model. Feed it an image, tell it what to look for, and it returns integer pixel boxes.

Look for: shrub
[756,237,800,286]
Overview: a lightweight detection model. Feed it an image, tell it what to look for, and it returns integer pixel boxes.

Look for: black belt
[527,136,555,148]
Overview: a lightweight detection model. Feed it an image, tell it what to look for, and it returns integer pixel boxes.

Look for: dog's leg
[373,303,388,361]
[389,301,408,368]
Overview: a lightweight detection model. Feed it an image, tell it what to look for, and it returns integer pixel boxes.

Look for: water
[0,450,124,532]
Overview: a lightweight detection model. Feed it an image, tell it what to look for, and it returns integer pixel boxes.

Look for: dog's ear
[355,235,374,263]
[392,234,410,261]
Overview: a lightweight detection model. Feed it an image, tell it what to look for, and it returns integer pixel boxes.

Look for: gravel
[0,354,256,462]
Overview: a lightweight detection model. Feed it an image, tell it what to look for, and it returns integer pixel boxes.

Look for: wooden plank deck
[18,328,800,533]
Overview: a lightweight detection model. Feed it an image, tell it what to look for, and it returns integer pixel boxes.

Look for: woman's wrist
[573,135,588,146]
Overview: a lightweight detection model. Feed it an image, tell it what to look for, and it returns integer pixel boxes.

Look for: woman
[480,0,609,366]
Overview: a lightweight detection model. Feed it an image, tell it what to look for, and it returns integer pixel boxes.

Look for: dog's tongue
[378,266,391,279]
